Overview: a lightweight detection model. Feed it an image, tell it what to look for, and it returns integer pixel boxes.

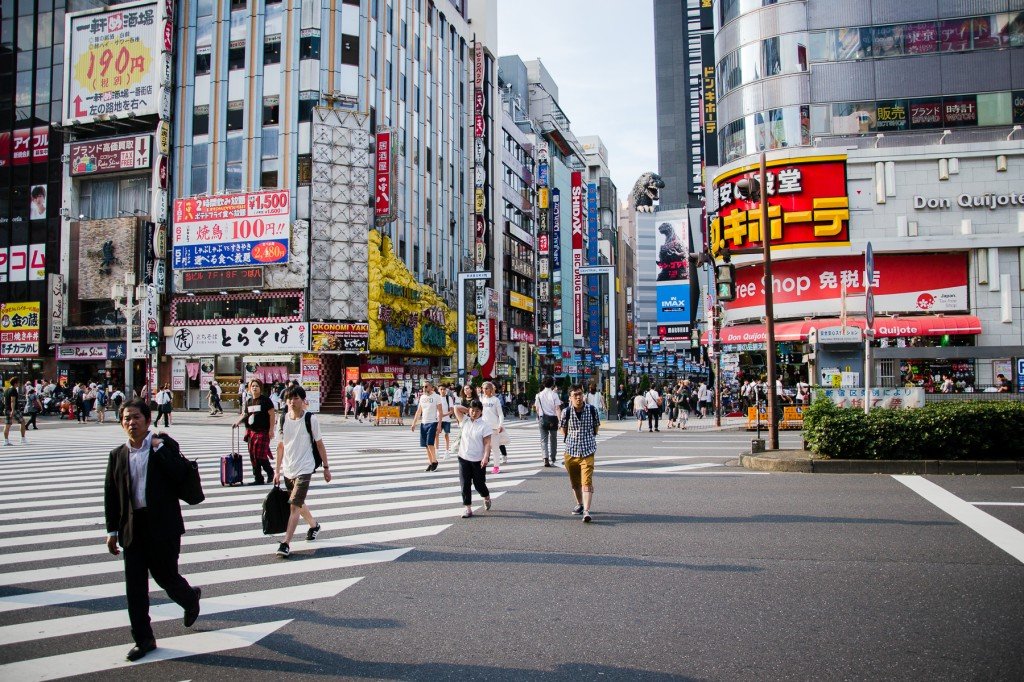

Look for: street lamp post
[757,153,780,450]
[111,273,148,399]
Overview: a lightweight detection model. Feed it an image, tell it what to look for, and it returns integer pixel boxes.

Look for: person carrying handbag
[534,377,562,467]
[272,384,331,558]
[644,387,662,432]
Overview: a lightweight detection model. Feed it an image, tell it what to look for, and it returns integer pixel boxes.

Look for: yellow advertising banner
[509,291,535,313]
[538,187,549,209]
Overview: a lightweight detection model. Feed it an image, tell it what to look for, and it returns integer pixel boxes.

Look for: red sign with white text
[710,155,849,259]
[375,130,392,217]
[725,253,968,320]
[509,327,535,344]
[571,171,584,339]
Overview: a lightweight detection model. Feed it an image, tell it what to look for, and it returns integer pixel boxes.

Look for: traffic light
[148,331,159,352]
[715,262,736,302]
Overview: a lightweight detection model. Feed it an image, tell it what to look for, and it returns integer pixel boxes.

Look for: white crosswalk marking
[0,421,571,677]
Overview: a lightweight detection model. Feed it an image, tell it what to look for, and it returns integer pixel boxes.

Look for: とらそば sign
[710,155,850,259]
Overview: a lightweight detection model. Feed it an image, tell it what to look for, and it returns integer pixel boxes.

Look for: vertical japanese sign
[49,273,65,344]
[477,319,495,379]
[374,129,393,220]
[64,1,160,124]
[570,171,584,340]
[473,42,488,269]
[587,182,600,354]
[700,33,718,167]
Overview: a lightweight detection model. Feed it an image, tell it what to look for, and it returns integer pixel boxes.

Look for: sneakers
[306,524,321,541]
[484,498,492,510]
[544,460,552,467]
[462,509,473,518]
[583,511,592,523]
[276,542,290,558]
[499,453,507,465]
[491,465,500,474]
[571,504,584,515]
[2,440,10,447]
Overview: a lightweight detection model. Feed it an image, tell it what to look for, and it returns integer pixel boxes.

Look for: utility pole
[111,273,148,399]
[759,153,780,450]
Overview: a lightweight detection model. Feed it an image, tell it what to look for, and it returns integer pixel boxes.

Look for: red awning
[705,315,982,344]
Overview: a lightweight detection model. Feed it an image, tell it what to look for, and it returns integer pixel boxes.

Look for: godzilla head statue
[631,172,665,213]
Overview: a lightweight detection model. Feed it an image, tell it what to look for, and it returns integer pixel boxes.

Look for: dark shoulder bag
[304,412,323,471]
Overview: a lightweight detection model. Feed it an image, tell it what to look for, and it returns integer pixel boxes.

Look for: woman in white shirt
[480,382,510,473]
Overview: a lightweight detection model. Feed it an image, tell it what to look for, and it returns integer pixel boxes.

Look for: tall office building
[53,0,500,406]
[700,0,1024,390]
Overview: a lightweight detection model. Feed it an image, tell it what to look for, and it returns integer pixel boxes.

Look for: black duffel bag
[262,485,290,535]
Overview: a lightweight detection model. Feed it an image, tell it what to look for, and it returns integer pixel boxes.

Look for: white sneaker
[21,438,27,445]
[3,440,10,446]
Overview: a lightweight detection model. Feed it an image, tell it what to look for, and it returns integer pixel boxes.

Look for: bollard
[751,439,766,454]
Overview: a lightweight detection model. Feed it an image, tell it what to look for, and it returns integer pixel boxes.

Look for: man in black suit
[104,398,201,662]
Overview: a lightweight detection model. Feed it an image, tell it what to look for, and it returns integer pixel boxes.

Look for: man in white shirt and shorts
[273,385,332,558]
[411,381,443,472]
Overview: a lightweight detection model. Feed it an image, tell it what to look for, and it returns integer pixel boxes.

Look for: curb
[740,450,1024,475]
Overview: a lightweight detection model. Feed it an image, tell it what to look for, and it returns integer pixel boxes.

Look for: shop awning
[706,315,982,345]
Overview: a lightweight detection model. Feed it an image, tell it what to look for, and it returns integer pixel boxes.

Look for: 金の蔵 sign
[0,302,40,358]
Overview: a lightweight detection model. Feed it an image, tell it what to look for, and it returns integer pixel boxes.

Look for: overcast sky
[496,0,658,201]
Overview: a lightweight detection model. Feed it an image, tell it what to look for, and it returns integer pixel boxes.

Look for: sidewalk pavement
[740,449,1024,474]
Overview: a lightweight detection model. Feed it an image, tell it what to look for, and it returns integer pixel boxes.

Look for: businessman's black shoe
[183,587,201,627]
[126,640,156,662]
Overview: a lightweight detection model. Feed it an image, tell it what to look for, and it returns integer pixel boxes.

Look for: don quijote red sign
[725,253,968,320]
[710,155,850,259]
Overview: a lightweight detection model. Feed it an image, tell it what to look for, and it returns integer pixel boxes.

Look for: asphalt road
[1,418,1021,681]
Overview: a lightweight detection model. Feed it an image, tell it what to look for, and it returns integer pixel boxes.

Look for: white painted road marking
[0,578,361,646]
[893,475,1024,564]
[969,502,1024,507]
[0,619,293,682]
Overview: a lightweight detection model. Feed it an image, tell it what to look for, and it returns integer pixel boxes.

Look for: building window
[264,40,281,65]
[298,97,317,123]
[193,108,209,136]
[262,126,279,158]
[226,133,244,191]
[228,45,245,70]
[342,33,359,66]
[191,143,208,194]
[263,98,279,125]
[195,52,211,75]
[230,0,246,9]
[226,103,244,131]
[300,35,320,60]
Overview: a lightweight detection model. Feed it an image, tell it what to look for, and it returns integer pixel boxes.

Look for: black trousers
[457,457,490,506]
[123,510,197,645]
[648,408,660,430]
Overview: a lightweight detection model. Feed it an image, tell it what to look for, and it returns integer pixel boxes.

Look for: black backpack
[302,412,323,471]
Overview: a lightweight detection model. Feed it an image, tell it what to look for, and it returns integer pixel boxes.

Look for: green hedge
[802,396,1024,460]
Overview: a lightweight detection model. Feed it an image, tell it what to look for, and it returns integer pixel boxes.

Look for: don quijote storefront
[706,146,1024,393]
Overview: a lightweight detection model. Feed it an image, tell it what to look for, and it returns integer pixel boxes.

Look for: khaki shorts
[564,454,595,490]
[5,410,23,425]
[284,474,312,507]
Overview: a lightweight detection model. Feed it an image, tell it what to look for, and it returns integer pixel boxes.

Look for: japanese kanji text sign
[710,155,849,258]
[70,134,152,176]
[0,302,40,358]
[64,1,159,124]
[374,130,394,220]
[172,190,290,270]
[166,322,308,355]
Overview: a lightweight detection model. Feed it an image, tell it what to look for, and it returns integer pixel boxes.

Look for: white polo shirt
[458,415,493,462]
